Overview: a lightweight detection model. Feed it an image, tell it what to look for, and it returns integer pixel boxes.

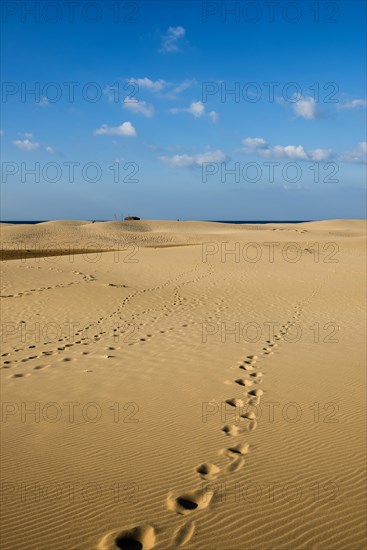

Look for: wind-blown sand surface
[0,219,366,550]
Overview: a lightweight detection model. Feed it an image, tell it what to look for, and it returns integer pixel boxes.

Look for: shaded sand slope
[0,220,366,549]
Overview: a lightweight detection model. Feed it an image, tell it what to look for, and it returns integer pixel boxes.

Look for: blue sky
[1,0,366,220]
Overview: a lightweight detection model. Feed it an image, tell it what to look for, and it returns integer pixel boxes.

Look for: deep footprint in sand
[222,424,241,436]
[235,378,253,387]
[227,442,250,456]
[248,389,264,397]
[239,364,254,371]
[167,488,214,515]
[249,372,263,379]
[242,411,257,420]
[196,463,220,480]
[248,397,261,405]
[98,524,156,550]
[226,398,245,408]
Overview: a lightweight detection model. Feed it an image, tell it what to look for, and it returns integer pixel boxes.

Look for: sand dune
[0,220,366,549]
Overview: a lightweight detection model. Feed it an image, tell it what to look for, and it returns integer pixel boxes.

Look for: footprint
[235,378,253,387]
[248,389,264,397]
[241,411,256,420]
[226,398,245,408]
[222,424,240,436]
[98,524,156,550]
[227,442,250,456]
[173,521,195,546]
[196,463,220,480]
[226,456,245,473]
[248,397,260,406]
[239,364,254,371]
[167,488,214,515]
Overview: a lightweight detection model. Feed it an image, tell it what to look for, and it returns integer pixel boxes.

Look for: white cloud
[242,137,332,161]
[160,149,227,168]
[242,137,267,149]
[293,96,317,119]
[45,146,55,154]
[13,139,40,151]
[262,145,309,160]
[170,100,205,118]
[170,102,218,122]
[123,98,154,117]
[340,142,367,163]
[23,132,33,138]
[309,148,332,161]
[94,122,137,137]
[338,98,367,110]
[187,101,205,117]
[209,110,219,123]
[160,26,186,53]
[128,77,167,92]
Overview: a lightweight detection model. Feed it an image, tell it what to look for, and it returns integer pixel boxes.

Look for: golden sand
[1,219,366,549]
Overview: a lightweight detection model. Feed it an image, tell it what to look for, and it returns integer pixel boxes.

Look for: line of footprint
[97,305,303,549]
[1,266,215,376]
[0,271,96,298]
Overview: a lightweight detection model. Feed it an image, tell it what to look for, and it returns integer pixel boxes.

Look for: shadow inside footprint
[227,442,249,455]
[176,498,198,511]
[115,539,142,550]
[168,489,214,515]
[99,524,155,550]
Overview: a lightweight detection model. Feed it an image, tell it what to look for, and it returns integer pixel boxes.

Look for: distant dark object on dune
[124,216,140,221]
